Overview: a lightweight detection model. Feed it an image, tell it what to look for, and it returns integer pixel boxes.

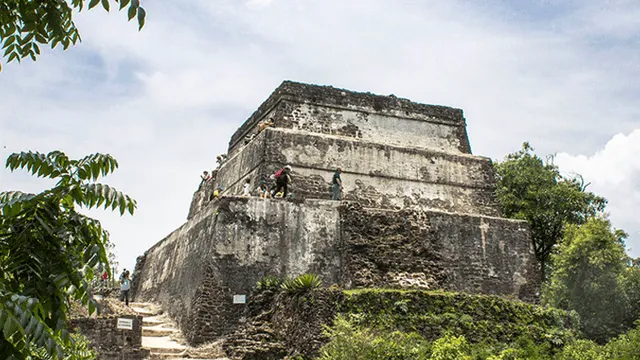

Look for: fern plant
[0,151,136,359]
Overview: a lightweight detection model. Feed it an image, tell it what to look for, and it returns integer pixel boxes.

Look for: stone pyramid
[132,81,539,345]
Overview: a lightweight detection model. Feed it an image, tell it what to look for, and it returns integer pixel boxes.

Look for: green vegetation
[496,142,640,344]
[0,0,146,71]
[0,151,135,359]
[256,273,323,295]
[318,311,640,359]
[494,142,607,279]
[256,275,286,291]
[543,217,640,343]
[318,315,431,360]
[340,289,576,345]
[281,274,323,295]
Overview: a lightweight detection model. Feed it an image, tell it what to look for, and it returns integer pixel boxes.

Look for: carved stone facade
[132,81,539,345]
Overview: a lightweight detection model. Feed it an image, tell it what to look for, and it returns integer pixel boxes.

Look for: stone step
[142,336,187,353]
[130,302,156,307]
[146,351,187,359]
[132,307,161,317]
[142,325,178,337]
[143,315,170,327]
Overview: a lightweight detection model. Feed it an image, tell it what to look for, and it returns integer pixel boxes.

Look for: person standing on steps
[120,272,131,306]
[271,165,292,199]
[332,167,343,200]
[242,178,251,196]
[199,171,211,189]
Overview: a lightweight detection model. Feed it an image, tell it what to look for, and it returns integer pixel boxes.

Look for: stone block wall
[340,203,539,302]
[135,197,538,345]
[70,315,147,360]
[228,81,471,156]
[189,128,499,219]
[134,197,343,344]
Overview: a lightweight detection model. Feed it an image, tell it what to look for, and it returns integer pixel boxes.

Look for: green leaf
[88,0,100,9]
[2,36,16,49]
[101,0,110,11]
[119,0,131,10]
[137,7,146,30]
[128,4,137,20]
[7,51,18,63]
[3,313,16,338]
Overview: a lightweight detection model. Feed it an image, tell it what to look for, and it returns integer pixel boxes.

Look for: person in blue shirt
[120,272,131,306]
[332,167,343,200]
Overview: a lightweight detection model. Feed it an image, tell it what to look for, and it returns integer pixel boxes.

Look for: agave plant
[281,273,323,295]
[0,151,135,359]
[256,275,285,291]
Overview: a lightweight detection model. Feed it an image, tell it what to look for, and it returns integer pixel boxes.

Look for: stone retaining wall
[135,197,538,345]
[189,128,499,219]
[70,315,147,360]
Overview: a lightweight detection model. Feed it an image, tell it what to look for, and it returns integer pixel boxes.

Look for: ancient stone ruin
[132,81,539,345]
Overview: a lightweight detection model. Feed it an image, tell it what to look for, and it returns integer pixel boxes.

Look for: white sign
[233,295,246,304]
[117,318,133,330]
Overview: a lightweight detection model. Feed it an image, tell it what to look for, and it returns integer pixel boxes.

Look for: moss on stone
[339,289,577,346]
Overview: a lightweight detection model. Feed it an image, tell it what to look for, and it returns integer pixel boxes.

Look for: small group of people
[240,165,293,199]
[240,165,343,201]
[200,153,228,189]
[200,158,344,202]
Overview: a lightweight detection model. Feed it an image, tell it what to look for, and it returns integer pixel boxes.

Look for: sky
[1,0,639,271]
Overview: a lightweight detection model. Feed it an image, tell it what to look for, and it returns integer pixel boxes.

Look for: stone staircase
[129,302,228,360]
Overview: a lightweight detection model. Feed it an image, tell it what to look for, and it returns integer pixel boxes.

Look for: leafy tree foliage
[543,218,634,343]
[0,151,136,359]
[0,0,146,71]
[494,142,607,278]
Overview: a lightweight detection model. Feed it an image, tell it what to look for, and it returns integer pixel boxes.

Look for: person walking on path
[120,272,131,306]
[332,167,343,200]
[271,165,292,198]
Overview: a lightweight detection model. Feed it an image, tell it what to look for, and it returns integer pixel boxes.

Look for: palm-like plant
[0,151,136,359]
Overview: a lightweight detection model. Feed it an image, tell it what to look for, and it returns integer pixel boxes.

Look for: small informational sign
[116,317,134,330]
[233,295,247,304]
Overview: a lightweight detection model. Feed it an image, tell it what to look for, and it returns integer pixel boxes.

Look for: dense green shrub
[318,315,430,360]
[31,334,97,360]
[340,289,576,346]
[602,325,640,359]
[429,334,471,360]
[543,218,632,343]
[318,318,640,360]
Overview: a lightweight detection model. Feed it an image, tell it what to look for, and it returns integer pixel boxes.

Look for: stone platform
[134,197,537,345]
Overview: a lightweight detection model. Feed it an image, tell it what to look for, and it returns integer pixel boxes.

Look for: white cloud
[245,0,276,9]
[556,129,640,257]
[1,0,640,269]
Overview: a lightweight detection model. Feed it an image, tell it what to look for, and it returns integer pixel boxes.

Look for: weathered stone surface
[70,315,148,360]
[135,197,538,345]
[340,203,538,301]
[135,81,540,348]
[228,81,470,156]
[190,128,499,219]
[134,197,343,344]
